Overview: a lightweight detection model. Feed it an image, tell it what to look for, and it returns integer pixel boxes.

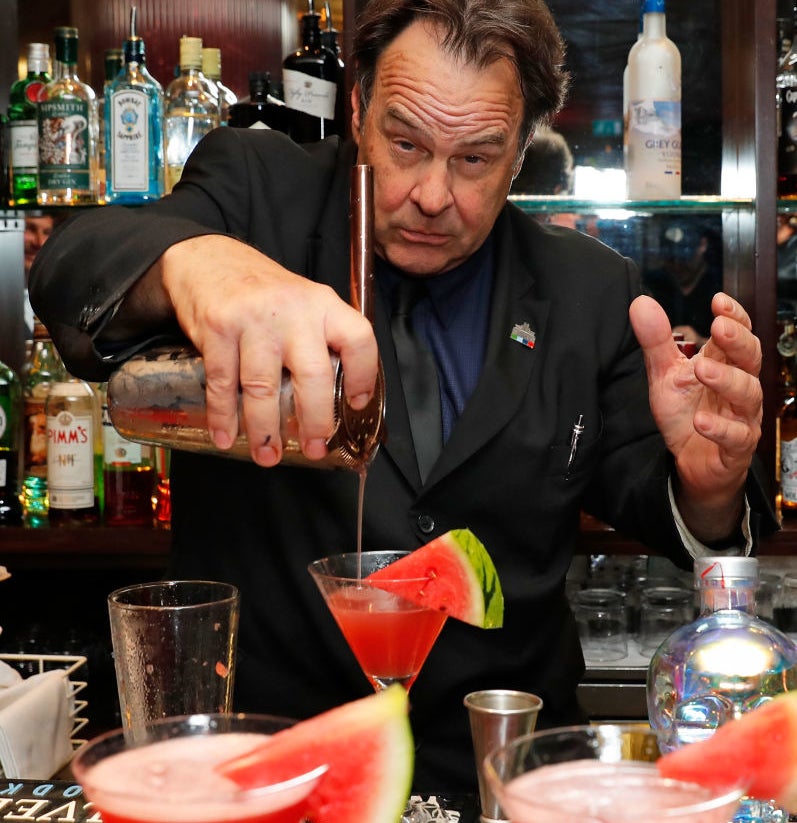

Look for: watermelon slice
[657,690,797,812]
[217,684,413,823]
[365,528,504,628]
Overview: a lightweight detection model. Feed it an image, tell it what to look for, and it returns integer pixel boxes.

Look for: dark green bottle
[8,43,51,206]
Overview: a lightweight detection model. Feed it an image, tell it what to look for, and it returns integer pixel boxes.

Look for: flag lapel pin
[510,322,536,349]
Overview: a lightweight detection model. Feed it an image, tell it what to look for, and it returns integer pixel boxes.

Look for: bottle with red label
[45,374,101,526]
[7,42,51,206]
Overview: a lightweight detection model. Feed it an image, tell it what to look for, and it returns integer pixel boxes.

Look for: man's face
[352,21,525,276]
[24,215,54,277]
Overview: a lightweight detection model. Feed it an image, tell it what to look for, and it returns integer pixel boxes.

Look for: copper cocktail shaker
[107,165,386,470]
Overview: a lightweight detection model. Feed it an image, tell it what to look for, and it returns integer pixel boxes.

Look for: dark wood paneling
[71,0,285,101]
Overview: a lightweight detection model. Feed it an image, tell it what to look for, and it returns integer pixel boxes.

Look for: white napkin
[0,664,74,779]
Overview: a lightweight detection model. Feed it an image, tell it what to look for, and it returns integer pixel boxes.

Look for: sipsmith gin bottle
[37,27,98,205]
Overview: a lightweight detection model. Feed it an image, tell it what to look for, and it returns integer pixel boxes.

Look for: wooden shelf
[3,515,794,573]
[0,526,171,570]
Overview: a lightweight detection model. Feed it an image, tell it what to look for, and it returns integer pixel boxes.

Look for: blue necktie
[391,279,443,482]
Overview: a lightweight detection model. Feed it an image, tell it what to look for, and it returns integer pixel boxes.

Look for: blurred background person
[23,213,56,339]
[641,217,723,350]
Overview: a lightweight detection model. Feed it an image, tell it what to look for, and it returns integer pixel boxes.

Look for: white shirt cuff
[668,477,752,558]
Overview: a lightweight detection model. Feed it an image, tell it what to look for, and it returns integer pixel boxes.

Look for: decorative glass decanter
[648,556,797,823]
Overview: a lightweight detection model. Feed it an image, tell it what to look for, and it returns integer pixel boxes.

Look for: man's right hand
[158,235,379,466]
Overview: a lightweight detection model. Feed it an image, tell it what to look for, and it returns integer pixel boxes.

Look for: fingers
[702,294,761,378]
[161,237,379,467]
[629,294,680,381]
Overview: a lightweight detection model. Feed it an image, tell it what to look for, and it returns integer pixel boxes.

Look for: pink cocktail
[483,724,744,823]
[72,714,327,823]
[308,551,447,691]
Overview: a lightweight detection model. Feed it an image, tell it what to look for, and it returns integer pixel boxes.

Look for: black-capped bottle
[45,374,101,526]
[8,43,51,206]
[228,71,291,133]
[320,1,345,134]
[0,356,23,526]
[37,26,98,205]
[282,0,343,142]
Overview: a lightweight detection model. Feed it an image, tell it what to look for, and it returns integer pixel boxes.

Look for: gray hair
[352,0,570,158]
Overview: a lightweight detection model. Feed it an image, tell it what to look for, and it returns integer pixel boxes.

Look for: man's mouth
[399,227,450,246]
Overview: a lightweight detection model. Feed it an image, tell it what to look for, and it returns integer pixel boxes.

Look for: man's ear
[351,83,363,145]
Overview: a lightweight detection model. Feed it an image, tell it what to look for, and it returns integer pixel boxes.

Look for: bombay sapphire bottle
[105,7,164,204]
[648,556,797,822]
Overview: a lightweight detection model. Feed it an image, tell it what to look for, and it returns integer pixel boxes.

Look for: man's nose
[410,162,453,216]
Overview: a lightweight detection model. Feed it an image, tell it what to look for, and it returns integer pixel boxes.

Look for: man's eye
[396,140,416,152]
[464,155,485,165]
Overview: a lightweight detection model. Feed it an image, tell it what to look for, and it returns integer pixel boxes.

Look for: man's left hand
[629,292,762,542]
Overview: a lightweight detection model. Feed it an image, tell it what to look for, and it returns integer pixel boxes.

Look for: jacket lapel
[428,211,549,483]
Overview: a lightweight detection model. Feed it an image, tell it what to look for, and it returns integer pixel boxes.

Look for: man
[31,0,774,792]
[22,213,55,338]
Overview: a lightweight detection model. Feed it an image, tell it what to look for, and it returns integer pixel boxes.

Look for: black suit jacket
[30,129,777,791]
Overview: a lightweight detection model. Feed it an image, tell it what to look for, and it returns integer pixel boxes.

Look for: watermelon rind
[657,690,797,812]
[367,528,504,629]
[217,684,413,823]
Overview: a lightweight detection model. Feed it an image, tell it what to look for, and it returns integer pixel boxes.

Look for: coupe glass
[483,724,744,823]
[71,713,327,823]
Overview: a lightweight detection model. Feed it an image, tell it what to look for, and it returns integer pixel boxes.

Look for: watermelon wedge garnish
[365,528,504,628]
[657,691,797,812]
[217,684,413,823]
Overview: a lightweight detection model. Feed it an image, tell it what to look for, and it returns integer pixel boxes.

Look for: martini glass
[308,550,447,692]
[483,724,745,823]
[71,713,327,823]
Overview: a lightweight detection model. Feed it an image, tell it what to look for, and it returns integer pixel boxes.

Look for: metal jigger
[464,689,544,823]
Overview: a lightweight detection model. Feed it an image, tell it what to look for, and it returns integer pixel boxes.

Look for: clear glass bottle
[105,8,165,204]
[7,42,51,206]
[282,0,343,142]
[164,36,219,193]
[0,356,23,526]
[201,47,237,126]
[45,374,101,526]
[99,382,155,527]
[20,318,65,525]
[648,557,797,822]
[625,0,682,200]
[37,26,98,205]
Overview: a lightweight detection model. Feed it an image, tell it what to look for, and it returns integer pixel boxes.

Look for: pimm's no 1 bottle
[8,43,51,206]
[37,27,98,205]
[105,7,165,204]
[45,374,101,526]
[0,357,23,526]
[282,0,343,142]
